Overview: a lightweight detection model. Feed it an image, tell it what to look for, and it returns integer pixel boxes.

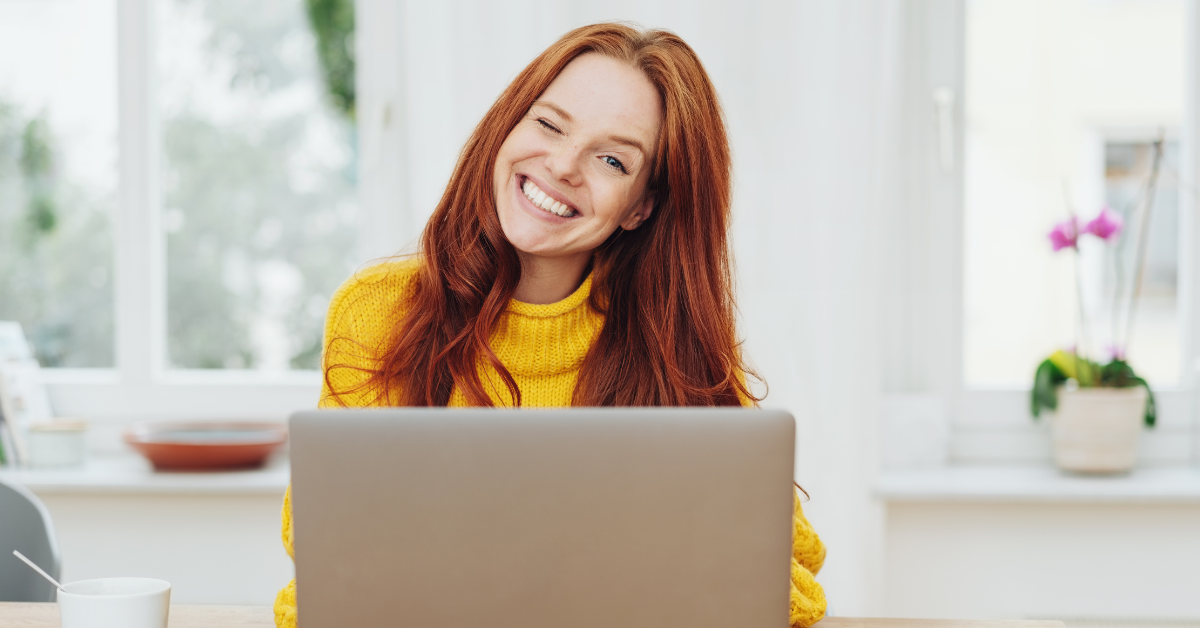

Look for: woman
[274,23,826,627]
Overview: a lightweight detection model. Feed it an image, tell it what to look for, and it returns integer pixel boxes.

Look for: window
[0,0,364,422]
[157,0,358,371]
[962,0,1186,388]
[895,0,1198,465]
[0,0,118,367]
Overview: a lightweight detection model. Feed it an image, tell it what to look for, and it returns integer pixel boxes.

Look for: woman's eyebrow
[607,135,647,158]
[532,100,573,122]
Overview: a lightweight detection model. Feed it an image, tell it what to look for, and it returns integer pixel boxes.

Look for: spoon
[12,550,65,592]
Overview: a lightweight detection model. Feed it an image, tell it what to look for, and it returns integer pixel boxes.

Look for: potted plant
[1030,141,1162,474]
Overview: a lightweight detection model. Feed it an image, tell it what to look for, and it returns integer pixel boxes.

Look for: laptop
[289,407,796,628]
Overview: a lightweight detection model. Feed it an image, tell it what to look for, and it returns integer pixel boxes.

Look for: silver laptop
[289,408,796,628]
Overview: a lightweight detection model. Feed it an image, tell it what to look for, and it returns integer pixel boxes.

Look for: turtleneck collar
[490,272,603,377]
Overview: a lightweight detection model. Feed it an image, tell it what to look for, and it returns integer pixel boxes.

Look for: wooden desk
[0,604,273,627]
[0,603,1066,628]
[816,621,1063,628]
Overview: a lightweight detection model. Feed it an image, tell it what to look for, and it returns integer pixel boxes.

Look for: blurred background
[0,0,1198,622]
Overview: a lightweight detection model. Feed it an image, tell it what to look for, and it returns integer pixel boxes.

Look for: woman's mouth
[521,177,577,218]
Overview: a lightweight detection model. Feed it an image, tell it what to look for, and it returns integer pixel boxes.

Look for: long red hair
[327,23,760,407]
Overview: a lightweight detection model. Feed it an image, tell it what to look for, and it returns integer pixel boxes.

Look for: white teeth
[521,178,573,217]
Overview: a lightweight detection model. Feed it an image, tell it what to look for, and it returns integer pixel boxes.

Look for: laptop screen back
[289,407,796,628]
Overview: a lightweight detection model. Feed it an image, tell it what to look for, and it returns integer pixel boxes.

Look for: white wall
[40,492,293,605]
[885,502,1200,619]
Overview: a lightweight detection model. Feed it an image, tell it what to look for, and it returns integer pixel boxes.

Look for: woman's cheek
[590,182,620,223]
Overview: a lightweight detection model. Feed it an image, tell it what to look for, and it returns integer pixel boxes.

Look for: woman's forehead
[537,53,662,155]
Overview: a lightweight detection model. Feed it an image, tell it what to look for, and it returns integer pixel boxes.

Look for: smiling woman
[272,23,827,628]
[325,23,758,409]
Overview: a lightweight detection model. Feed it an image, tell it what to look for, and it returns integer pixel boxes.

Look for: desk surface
[0,604,273,627]
[0,603,1066,628]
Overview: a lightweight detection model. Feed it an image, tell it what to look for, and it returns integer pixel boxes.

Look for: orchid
[1047,207,1125,251]
[1036,141,1164,429]
[1084,206,1124,241]
[1047,217,1078,251]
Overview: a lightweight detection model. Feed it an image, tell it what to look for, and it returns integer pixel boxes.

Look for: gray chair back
[0,479,61,602]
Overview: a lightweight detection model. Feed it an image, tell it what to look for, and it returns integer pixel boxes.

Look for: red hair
[328,23,760,407]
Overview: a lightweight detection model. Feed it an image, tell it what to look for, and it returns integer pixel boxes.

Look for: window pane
[963,0,1185,386]
[158,0,358,370]
[0,0,117,367]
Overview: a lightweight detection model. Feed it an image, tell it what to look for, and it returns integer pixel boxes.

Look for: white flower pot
[1050,387,1147,473]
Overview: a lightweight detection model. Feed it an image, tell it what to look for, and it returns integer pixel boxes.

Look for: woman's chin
[508,239,569,260]
[499,212,562,256]
[504,230,584,262]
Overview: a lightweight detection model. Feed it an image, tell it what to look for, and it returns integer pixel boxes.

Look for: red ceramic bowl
[124,422,288,471]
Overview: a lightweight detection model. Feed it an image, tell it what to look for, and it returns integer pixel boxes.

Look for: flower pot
[1050,386,1147,473]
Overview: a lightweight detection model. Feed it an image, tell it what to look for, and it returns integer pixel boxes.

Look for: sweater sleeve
[274,262,401,628]
[274,485,297,628]
[789,490,828,627]
[731,373,826,625]
[274,285,345,627]
[275,377,336,627]
[275,360,341,627]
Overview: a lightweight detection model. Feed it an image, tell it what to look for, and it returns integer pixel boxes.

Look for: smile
[521,177,577,218]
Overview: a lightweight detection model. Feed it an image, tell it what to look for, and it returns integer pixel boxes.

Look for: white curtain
[361,0,907,614]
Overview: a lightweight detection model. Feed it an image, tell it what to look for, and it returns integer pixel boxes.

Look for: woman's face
[493,52,663,263]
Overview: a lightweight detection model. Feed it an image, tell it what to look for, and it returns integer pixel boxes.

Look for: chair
[0,478,61,602]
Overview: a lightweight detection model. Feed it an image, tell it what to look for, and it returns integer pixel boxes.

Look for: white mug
[27,420,88,468]
[58,577,171,628]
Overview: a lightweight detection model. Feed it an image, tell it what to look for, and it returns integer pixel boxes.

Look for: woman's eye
[602,155,627,174]
[536,118,560,133]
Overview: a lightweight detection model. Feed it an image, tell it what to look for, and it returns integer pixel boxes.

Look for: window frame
[44,0,405,425]
[895,0,1200,466]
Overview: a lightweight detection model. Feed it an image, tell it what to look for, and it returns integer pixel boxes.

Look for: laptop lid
[289,407,796,628]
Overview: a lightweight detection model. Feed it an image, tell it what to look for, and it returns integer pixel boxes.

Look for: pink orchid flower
[1048,217,1078,251]
[1084,206,1123,242]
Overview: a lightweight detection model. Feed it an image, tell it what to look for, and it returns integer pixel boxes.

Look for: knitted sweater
[274,258,827,627]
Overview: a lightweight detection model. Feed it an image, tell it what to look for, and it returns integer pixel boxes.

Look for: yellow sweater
[274,258,827,627]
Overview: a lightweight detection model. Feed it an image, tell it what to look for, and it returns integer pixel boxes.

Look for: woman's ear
[620,194,655,230]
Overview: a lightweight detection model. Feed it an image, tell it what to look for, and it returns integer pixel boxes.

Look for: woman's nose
[546,143,584,187]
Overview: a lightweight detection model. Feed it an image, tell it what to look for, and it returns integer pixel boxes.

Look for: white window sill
[876,465,1200,504]
[0,455,290,496]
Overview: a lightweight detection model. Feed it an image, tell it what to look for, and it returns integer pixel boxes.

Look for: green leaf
[1132,376,1157,428]
[1075,357,1100,387]
[306,0,355,118]
[1098,359,1137,387]
[1031,358,1067,419]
